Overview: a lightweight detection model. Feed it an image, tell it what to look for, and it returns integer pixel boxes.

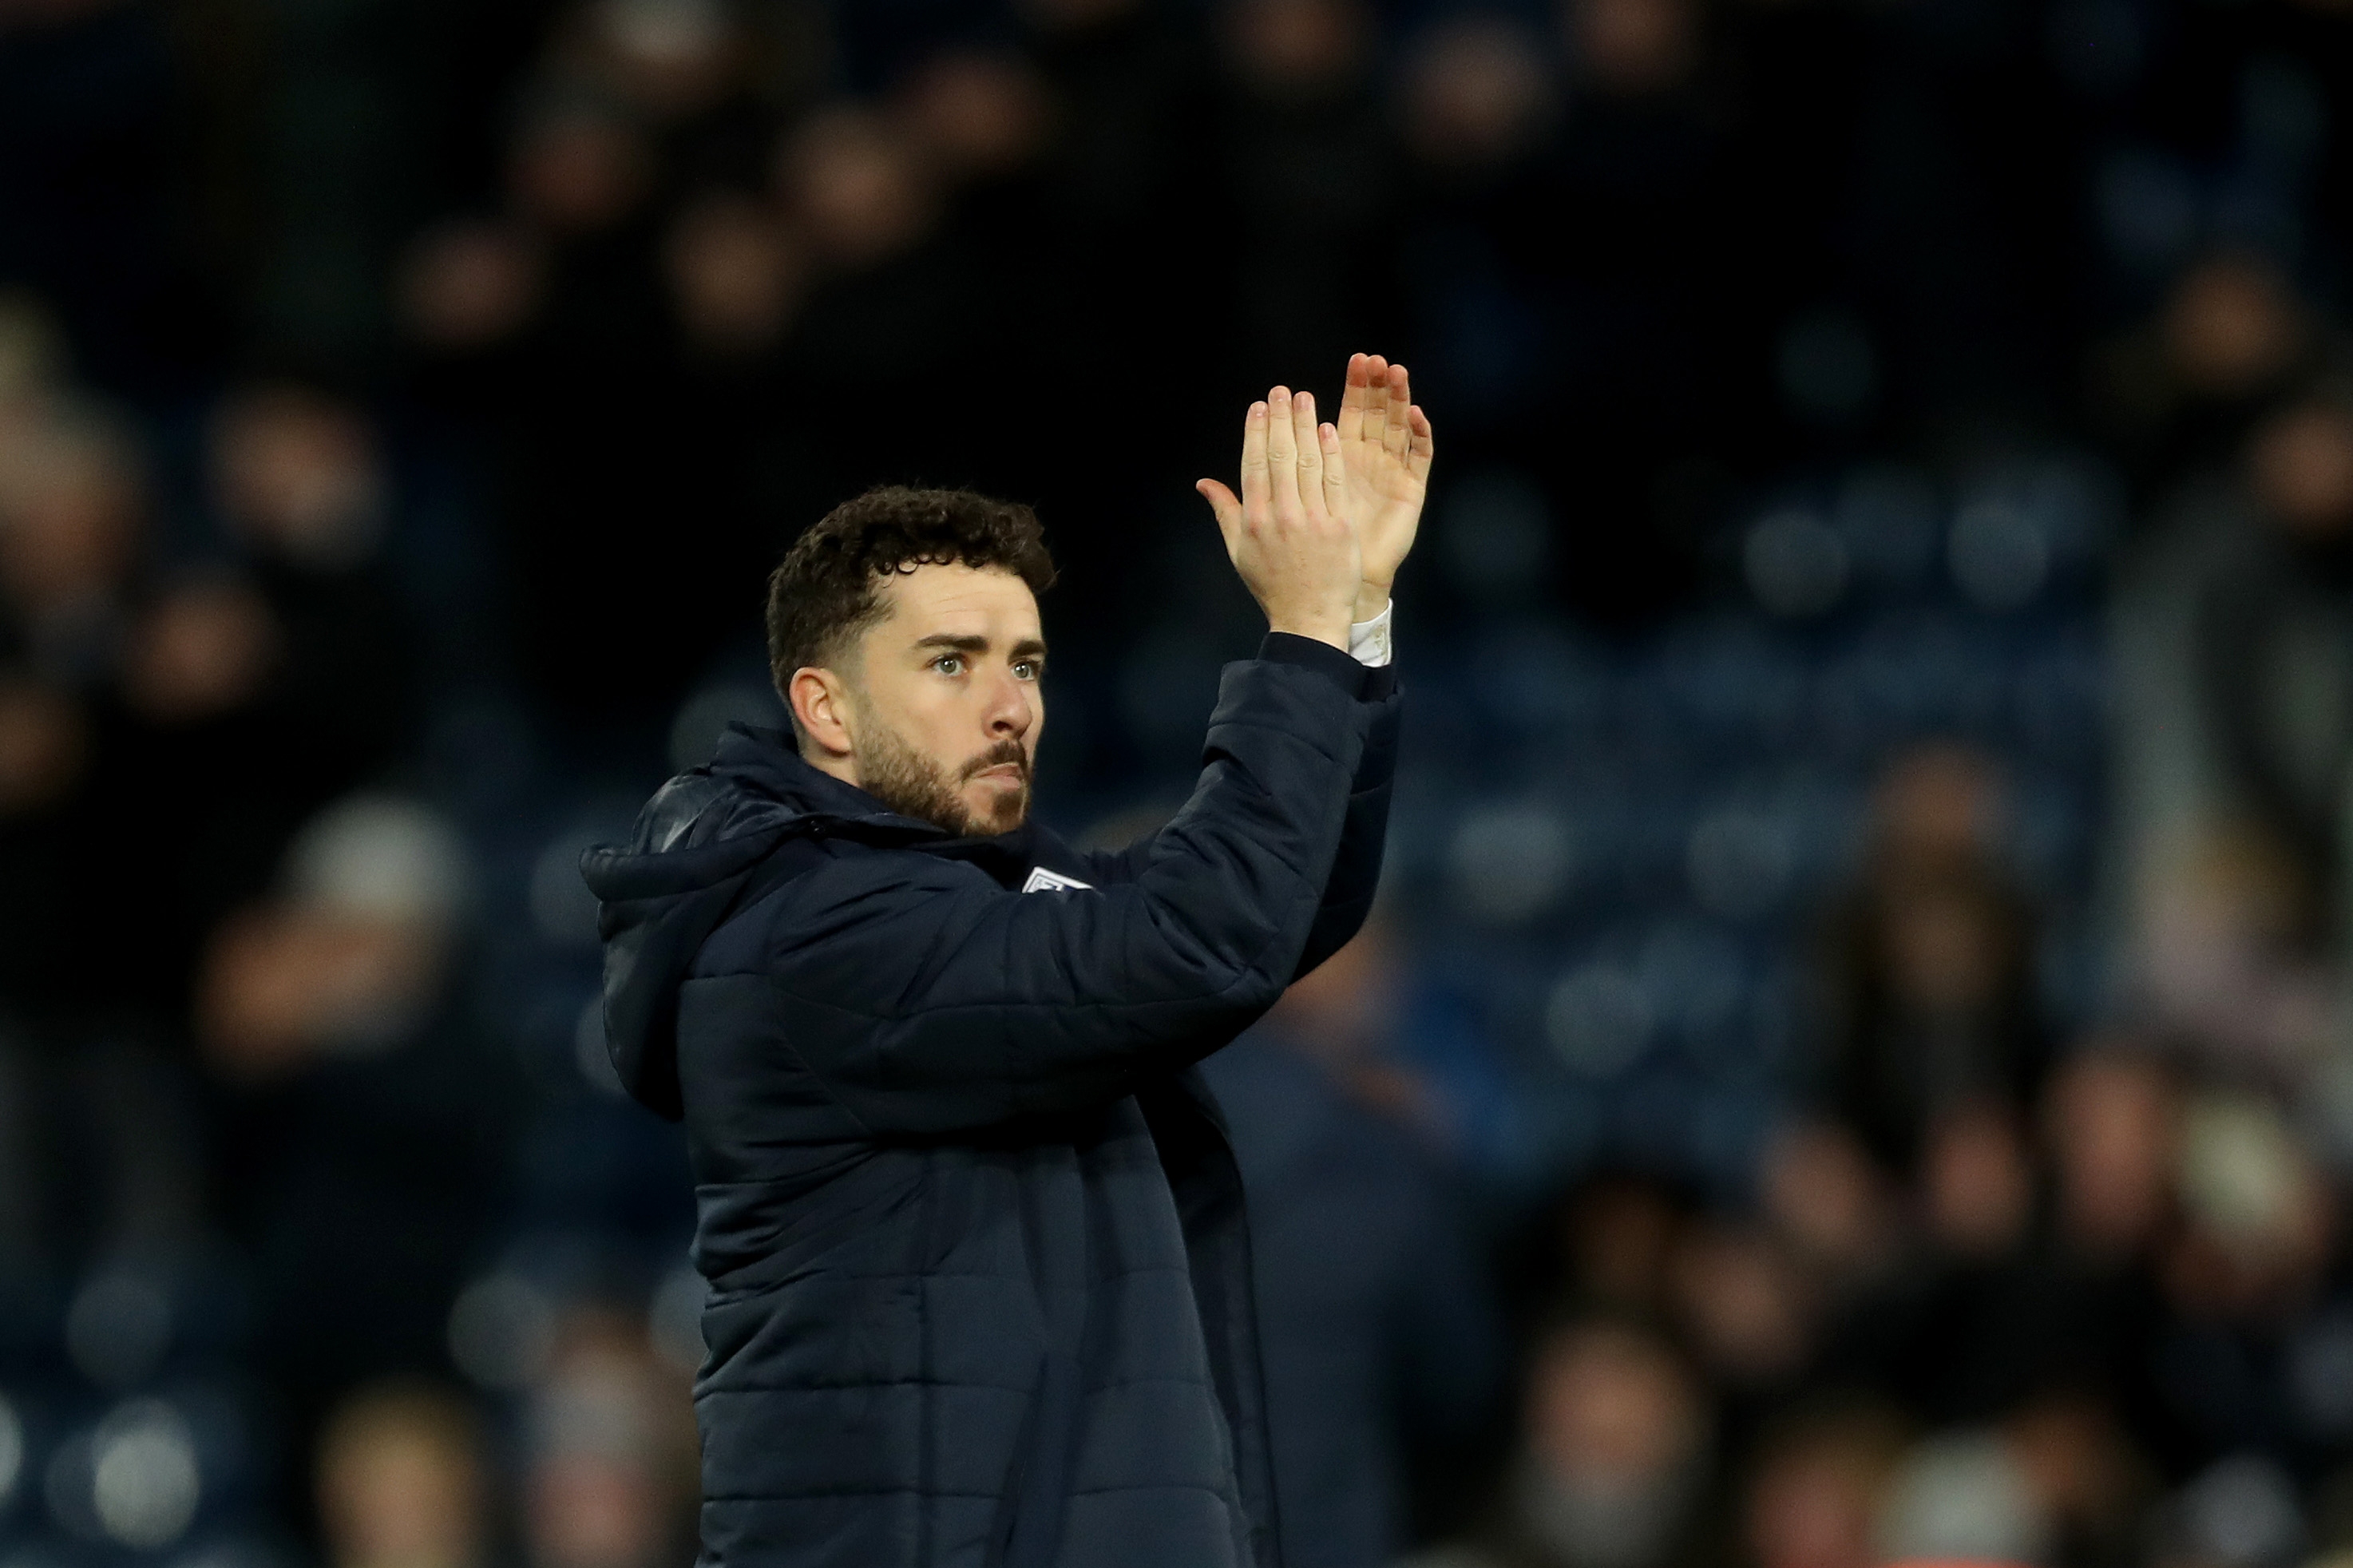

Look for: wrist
[1266,615,1352,651]
[1353,581,1392,624]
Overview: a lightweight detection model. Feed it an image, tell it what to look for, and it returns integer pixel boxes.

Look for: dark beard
[854,723,1031,837]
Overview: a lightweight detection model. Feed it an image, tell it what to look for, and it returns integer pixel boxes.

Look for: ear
[787,666,856,761]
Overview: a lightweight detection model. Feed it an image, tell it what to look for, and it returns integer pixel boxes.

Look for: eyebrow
[913,634,1049,660]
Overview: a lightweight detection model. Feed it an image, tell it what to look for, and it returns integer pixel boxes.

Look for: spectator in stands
[399,217,546,358]
[2138,1090,2343,1479]
[663,192,804,359]
[2090,253,2319,497]
[0,394,142,688]
[0,671,94,1017]
[98,384,422,1024]
[1816,744,2048,1175]
[1400,18,1555,186]
[2034,1047,2181,1464]
[0,394,131,1022]
[1215,0,1395,377]
[1530,1172,1691,1321]
[1393,11,1559,465]
[1861,1101,2068,1426]
[2193,394,2353,897]
[1416,1316,1720,1568]
[579,0,763,137]
[1533,0,1737,620]
[1666,1218,1814,1421]
[520,1312,699,1568]
[2134,823,2331,1082]
[1019,0,1220,410]
[2003,1391,2152,1568]
[0,390,208,1273]
[2112,384,2353,1083]
[200,794,517,1503]
[1202,917,1507,1568]
[1739,1402,1907,1568]
[1920,1100,2038,1265]
[207,383,415,771]
[1002,0,1222,642]
[1759,1120,1902,1298]
[2046,1046,2180,1266]
[317,1380,493,1568]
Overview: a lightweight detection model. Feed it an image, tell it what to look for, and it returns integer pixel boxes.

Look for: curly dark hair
[765,485,1057,699]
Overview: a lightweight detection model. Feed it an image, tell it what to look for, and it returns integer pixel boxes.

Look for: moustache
[961,741,1031,784]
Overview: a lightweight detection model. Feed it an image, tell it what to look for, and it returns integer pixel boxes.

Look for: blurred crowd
[9,0,2353,1562]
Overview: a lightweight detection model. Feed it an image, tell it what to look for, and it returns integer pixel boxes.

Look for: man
[1200,916,1507,1568]
[583,354,1432,1568]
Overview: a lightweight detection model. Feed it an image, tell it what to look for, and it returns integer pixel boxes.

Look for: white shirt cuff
[1348,600,1393,667]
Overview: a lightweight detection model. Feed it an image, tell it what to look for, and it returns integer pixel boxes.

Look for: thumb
[1197,478,1245,558]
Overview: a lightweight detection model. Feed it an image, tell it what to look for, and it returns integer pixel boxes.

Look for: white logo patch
[1021,866,1094,893]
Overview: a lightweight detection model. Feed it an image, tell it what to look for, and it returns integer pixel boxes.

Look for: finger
[1293,390,1323,516]
[1408,404,1435,481]
[1337,353,1373,445]
[1265,386,1298,512]
[1318,422,1348,520]
[1239,399,1270,514]
[1381,363,1413,461]
[1196,478,1245,558]
[1359,354,1391,446]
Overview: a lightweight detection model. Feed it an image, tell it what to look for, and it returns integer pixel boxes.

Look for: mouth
[970,763,1026,784]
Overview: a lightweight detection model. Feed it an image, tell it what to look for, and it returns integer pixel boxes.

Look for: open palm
[1334,353,1435,615]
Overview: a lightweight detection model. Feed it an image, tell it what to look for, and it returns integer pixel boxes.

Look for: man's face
[840,563,1044,836]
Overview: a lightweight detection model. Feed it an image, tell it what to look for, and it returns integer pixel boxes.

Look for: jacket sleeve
[1079,639,1400,982]
[737,652,1380,1136]
[1290,658,1398,979]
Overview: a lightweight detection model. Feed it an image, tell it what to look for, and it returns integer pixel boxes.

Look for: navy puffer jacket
[582,636,1400,1568]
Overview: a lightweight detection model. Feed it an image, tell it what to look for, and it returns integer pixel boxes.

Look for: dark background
[4,0,2353,1562]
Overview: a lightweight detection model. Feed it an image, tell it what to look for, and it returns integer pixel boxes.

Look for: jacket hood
[580,724,938,1119]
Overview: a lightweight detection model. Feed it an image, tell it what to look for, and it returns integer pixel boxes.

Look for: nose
[982,667,1034,739]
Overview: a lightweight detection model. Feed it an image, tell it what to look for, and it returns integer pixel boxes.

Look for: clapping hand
[1334,354,1433,623]
[1196,386,1362,652]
